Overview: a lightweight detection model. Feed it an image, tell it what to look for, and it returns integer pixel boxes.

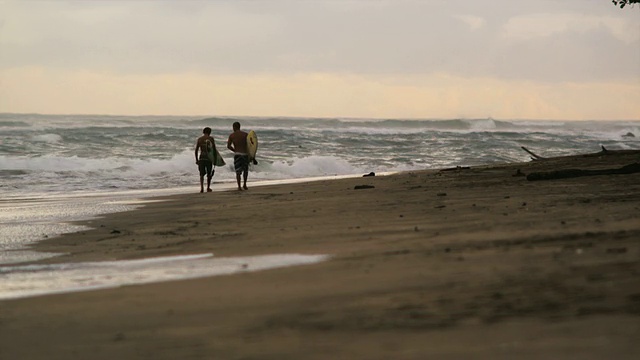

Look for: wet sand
[1,151,640,359]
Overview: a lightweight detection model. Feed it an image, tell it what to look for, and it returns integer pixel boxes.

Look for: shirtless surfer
[227,122,250,191]
[195,127,215,193]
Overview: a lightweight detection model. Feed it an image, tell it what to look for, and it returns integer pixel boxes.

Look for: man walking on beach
[227,121,250,191]
[195,127,216,193]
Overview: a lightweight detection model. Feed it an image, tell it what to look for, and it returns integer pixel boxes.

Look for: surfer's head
[203,127,211,134]
[233,122,241,131]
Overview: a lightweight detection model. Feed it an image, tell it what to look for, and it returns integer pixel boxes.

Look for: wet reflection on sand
[0,253,329,300]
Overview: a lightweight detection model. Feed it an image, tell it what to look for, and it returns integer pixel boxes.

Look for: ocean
[1,113,638,298]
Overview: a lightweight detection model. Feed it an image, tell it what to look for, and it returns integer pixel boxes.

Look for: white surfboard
[247,130,258,162]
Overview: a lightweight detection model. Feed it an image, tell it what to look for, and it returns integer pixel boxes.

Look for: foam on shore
[0,174,367,265]
[0,253,329,300]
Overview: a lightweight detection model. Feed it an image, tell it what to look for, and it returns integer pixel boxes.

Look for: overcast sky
[1,0,639,120]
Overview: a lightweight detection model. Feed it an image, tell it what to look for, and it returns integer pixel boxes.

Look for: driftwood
[521,146,546,161]
[354,185,375,190]
[527,163,640,181]
[440,166,471,172]
[521,145,640,161]
[521,145,608,161]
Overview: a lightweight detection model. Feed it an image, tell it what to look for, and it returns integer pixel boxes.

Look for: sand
[1,151,639,360]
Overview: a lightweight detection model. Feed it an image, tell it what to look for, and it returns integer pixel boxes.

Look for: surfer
[227,121,250,190]
[195,127,215,193]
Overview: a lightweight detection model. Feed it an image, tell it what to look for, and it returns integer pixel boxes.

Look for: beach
[1,151,639,359]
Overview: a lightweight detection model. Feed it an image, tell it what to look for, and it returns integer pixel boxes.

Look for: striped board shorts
[234,154,249,174]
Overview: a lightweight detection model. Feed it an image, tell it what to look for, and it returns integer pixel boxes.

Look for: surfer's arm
[194,141,200,163]
[227,136,235,152]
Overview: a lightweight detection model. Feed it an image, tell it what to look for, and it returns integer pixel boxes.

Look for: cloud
[2,1,637,81]
[502,13,640,44]
[0,1,284,73]
[0,0,638,119]
[454,15,486,31]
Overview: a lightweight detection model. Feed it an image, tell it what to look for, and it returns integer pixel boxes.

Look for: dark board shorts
[198,159,213,177]
[234,155,249,175]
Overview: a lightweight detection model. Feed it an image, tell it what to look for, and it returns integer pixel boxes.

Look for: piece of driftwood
[519,145,640,161]
[354,185,375,190]
[527,163,640,181]
[440,166,471,172]
[521,146,546,161]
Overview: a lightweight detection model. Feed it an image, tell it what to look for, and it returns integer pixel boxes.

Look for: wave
[188,117,591,135]
[2,113,638,198]
[257,155,366,179]
[4,113,639,137]
[0,152,376,178]
[0,121,31,128]
[32,134,63,143]
[0,150,400,196]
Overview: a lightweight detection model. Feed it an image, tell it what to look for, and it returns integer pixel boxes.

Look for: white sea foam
[264,155,364,178]
[0,194,146,264]
[464,118,497,130]
[32,133,63,143]
[0,253,329,300]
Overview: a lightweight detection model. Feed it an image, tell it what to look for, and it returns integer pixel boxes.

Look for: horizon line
[1,112,639,122]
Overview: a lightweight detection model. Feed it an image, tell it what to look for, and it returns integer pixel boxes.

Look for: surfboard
[205,138,226,167]
[247,130,258,162]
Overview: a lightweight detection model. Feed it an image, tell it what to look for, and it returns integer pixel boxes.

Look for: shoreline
[2,152,640,359]
[0,173,372,266]
[12,171,408,265]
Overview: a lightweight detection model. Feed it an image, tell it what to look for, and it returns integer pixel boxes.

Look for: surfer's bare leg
[243,171,248,190]
[197,160,206,193]
[236,173,243,190]
[207,176,212,192]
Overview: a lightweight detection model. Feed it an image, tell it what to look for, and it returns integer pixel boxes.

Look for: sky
[0,0,639,120]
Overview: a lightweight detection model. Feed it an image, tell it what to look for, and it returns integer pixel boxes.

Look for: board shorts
[198,159,213,178]
[234,154,249,175]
